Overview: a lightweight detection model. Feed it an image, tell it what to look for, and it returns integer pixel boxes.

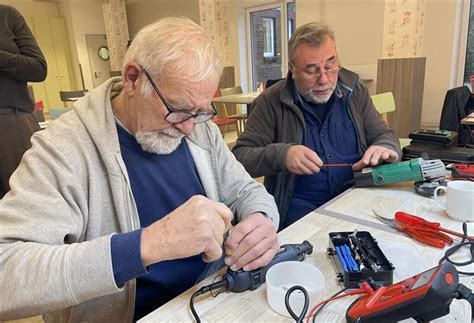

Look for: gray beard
[301,87,335,104]
[135,128,185,155]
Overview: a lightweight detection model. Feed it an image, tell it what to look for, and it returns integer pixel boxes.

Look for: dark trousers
[0,109,40,198]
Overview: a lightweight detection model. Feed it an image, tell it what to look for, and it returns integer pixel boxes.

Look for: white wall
[126,0,200,38]
[221,0,384,93]
[4,0,81,92]
[295,0,467,129]
[301,1,384,67]
[3,0,107,91]
[1,0,59,17]
[216,1,246,90]
[295,0,383,95]
[421,1,461,128]
[59,2,106,91]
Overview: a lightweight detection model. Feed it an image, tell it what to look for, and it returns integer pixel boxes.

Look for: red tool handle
[413,226,453,245]
[397,226,446,248]
[395,211,474,241]
[395,212,440,229]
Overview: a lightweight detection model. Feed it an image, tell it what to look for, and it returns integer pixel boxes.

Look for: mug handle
[434,186,447,208]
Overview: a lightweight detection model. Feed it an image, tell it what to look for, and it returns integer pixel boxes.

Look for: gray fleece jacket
[0,77,279,322]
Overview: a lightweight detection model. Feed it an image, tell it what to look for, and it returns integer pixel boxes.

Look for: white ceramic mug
[434,181,474,222]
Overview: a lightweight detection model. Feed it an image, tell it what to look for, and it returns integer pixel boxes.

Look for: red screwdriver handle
[395,212,441,230]
[398,226,446,248]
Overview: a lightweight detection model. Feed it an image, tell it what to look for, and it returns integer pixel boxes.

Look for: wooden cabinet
[376,57,426,138]
[25,17,75,110]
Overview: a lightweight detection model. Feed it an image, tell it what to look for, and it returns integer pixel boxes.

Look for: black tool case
[408,129,458,146]
[327,231,394,288]
[402,143,474,164]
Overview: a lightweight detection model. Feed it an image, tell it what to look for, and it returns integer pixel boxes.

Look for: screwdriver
[320,163,353,168]
[395,211,474,241]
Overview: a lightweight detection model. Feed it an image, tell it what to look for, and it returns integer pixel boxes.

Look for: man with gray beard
[0,17,279,322]
[232,22,401,230]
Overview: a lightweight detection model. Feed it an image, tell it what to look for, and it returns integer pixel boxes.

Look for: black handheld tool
[190,241,314,322]
[225,240,313,292]
[346,261,474,323]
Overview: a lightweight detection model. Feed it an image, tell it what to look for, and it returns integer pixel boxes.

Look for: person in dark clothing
[439,85,473,146]
[232,22,401,229]
[0,4,47,198]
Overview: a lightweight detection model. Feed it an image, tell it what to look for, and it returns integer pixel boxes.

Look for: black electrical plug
[363,277,382,291]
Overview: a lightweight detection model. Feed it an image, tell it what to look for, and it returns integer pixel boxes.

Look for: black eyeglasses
[141,66,217,124]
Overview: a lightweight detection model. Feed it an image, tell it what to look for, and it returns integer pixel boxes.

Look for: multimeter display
[410,267,437,290]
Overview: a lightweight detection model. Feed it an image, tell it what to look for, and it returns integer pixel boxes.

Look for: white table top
[38,120,49,129]
[212,92,260,105]
[140,184,473,322]
[62,96,81,102]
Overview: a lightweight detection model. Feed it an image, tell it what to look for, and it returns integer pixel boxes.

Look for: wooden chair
[219,86,247,133]
[371,92,395,124]
[33,101,45,122]
[371,92,411,148]
[212,89,239,139]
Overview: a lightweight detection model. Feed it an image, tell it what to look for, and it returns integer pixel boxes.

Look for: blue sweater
[111,125,207,320]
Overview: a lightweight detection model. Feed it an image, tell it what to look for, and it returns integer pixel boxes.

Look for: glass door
[246,1,295,91]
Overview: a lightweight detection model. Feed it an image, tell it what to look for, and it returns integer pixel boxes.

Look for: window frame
[245,1,295,91]
[262,17,276,58]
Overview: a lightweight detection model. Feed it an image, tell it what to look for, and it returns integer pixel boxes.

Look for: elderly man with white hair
[0,17,279,322]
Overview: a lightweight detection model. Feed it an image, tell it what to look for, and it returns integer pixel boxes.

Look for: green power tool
[353,158,447,196]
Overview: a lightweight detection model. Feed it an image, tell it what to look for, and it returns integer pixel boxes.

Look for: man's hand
[140,195,233,266]
[352,145,399,170]
[224,213,279,271]
[286,145,323,175]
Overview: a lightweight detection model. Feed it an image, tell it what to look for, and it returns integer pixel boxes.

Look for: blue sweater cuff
[111,229,148,287]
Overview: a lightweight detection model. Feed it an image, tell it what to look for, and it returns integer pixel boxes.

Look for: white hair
[123,16,223,98]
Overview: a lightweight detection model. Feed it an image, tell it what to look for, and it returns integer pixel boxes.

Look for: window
[287,2,295,39]
[288,19,294,39]
[464,0,474,86]
[246,1,295,91]
[262,18,275,58]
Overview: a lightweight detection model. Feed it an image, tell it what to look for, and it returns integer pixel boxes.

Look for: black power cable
[284,285,350,322]
[189,279,228,322]
[439,222,474,275]
[188,242,314,321]
[311,287,349,322]
[284,285,309,323]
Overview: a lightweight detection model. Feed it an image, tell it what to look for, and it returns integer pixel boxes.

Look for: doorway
[86,34,111,88]
[246,1,295,91]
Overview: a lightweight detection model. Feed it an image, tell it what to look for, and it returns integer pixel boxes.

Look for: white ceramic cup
[266,261,325,318]
[434,181,474,222]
